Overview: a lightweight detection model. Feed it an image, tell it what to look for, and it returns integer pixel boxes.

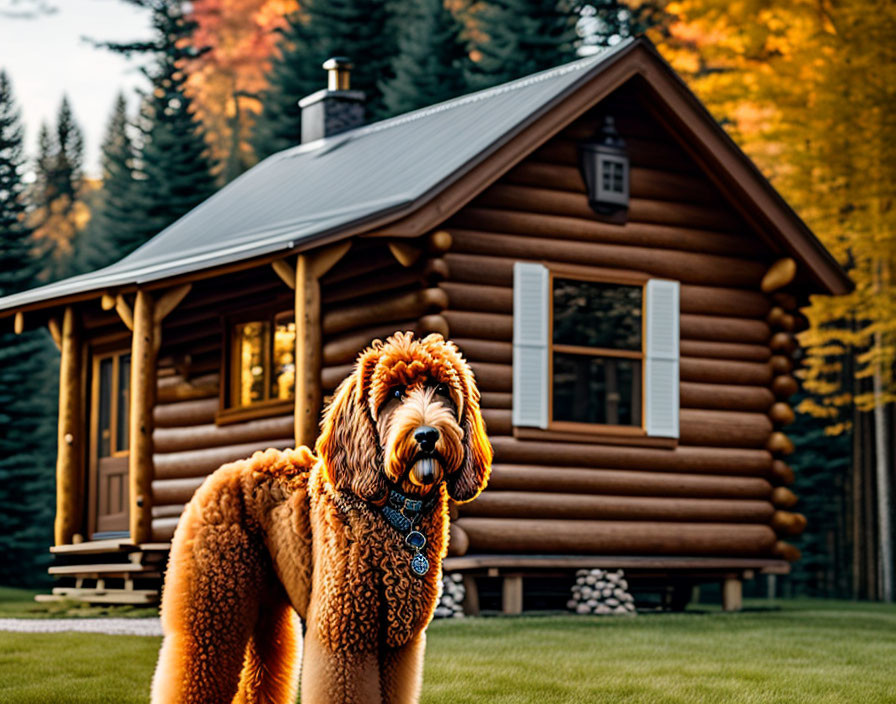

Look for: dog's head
[316,332,492,504]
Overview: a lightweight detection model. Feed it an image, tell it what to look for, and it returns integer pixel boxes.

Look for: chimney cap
[323,57,353,91]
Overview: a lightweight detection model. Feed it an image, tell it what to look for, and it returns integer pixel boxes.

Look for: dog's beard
[410,455,441,486]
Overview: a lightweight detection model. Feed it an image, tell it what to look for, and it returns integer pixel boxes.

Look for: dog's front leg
[301,618,382,704]
[380,633,426,704]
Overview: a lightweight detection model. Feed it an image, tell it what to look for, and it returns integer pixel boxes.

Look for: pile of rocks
[433,573,465,618]
[568,569,636,615]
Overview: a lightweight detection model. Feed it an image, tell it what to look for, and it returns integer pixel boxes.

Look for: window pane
[272,312,296,401]
[236,321,269,406]
[97,358,112,457]
[117,354,130,453]
[552,354,641,426]
[553,279,642,350]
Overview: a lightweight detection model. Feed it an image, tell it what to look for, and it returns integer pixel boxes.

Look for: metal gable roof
[0,39,637,314]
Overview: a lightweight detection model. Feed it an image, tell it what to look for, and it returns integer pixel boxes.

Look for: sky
[0,0,153,176]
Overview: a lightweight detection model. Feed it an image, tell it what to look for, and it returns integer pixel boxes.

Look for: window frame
[546,263,648,438]
[217,300,295,425]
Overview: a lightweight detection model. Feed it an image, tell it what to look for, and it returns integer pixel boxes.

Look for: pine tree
[469,0,580,89]
[251,11,323,159]
[97,0,217,247]
[29,98,88,281]
[380,0,473,117]
[252,0,400,159]
[0,71,57,585]
[74,93,140,269]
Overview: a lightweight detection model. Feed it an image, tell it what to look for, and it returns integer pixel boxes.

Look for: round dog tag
[411,552,430,577]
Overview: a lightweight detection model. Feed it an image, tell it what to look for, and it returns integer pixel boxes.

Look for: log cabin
[0,38,852,611]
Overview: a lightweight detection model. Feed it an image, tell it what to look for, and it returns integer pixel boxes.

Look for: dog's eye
[390,385,406,400]
[435,383,450,398]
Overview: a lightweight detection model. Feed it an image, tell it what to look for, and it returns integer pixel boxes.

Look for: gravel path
[0,617,162,636]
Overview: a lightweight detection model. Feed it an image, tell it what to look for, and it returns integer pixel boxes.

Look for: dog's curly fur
[151,332,492,704]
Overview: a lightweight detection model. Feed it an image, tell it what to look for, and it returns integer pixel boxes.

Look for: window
[94,351,131,458]
[221,309,296,420]
[512,262,679,439]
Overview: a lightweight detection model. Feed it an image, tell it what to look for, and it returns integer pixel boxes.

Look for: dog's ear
[315,347,387,504]
[447,364,493,504]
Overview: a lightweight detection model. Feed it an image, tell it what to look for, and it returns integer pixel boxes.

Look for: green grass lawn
[1,599,895,703]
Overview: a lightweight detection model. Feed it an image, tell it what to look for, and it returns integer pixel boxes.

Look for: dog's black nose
[414,426,439,453]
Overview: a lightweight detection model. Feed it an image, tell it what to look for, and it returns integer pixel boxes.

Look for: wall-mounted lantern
[578,115,629,222]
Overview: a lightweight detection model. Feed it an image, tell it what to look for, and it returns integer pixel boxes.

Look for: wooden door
[89,351,131,538]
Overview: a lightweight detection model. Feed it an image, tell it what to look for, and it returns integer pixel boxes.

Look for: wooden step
[48,563,161,577]
[50,539,137,555]
[36,587,159,605]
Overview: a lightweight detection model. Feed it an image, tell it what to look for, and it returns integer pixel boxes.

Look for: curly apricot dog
[151,332,492,704]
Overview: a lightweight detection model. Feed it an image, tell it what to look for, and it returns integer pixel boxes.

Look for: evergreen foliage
[0,71,56,586]
[380,0,472,116]
[468,0,580,89]
[74,94,139,270]
[252,0,399,159]
[30,97,88,280]
[251,12,323,159]
[97,0,217,249]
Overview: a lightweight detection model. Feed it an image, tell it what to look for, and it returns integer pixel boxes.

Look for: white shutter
[512,262,549,428]
[645,279,680,438]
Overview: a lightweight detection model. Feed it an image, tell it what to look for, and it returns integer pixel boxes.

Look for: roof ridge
[280,40,634,159]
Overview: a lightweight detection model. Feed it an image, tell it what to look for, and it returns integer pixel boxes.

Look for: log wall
[441,89,801,560]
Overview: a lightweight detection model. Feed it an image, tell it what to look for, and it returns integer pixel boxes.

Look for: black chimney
[299,57,365,144]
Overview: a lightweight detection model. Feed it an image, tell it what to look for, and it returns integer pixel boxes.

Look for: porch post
[293,242,351,449]
[129,290,156,544]
[55,305,84,545]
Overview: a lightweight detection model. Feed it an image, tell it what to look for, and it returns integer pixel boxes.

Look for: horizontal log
[153,438,294,480]
[770,460,795,486]
[534,136,700,174]
[156,373,219,403]
[448,207,757,258]
[322,268,421,305]
[680,285,770,318]
[452,338,513,365]
[417,314,450,337]
[154,415,294,454]
[448,522,469,557]
[679,409,772,449]
[468,363,512,393]
[773,540,801,562]
[680,314,770,344]
[480,392,512,409]
[489,436,773,476]
[680,382,774,413]
[462,491,774,523]
[680,358,773,386]
[770,355,793,375]
[152,517,179,542]
[440,282,513,314]
[456,518,777,556]
[151,504,183,519]
[323,321,421,366]
[442,311,513,341]
[445,235,766,288]
[504,161,718,204]
[772,375,799,398]
[766,432,795,455]
[320,246,395,285]
[153,397,219,428]
[770,511,807,537]
[322,288,448,336]
[761,258,797,293]
[769,402,795,426]
[486,464,773,499]
[322,364,354,390]
[152,476,205,505]
[771,486,799,509]
[478,183,741,232]
[679,340,770,362]
[769,332,796,354]
[481,409,512,436]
